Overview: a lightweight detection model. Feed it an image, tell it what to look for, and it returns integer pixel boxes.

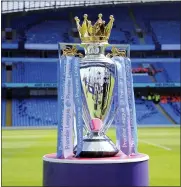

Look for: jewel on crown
[74,13,114,43]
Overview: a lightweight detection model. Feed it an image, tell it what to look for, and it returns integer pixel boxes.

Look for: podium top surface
[43,153,149,164]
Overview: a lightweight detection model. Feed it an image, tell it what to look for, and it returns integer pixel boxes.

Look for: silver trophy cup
[69,13,121,157]
[74,43,119,157]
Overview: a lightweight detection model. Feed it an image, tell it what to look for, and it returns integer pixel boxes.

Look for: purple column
[43,153,149,187]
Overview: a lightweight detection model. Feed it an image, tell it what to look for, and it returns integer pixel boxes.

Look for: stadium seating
[109,28,127,44]
[153,62,180,82]
[10,97,175,126]
[2,3,180,45]
[150,21,180,44]
[161,63,180,82]
[114,22,140,44]
[12,62,57,83]
[1,60,6,128]
[136,100,171,125]
[11,61,180,84]
[151,61,180,123]
[160,103,180,124]
[1,99,6,127]
[12,98,57,126]
[133,75,152,83]
[133,3,180,20]
[26,20,71,44]
[2,63,6,83]
[131,63,153,83]
[1,3,181,127]
[131,3,180,44]
[11,62,155,83]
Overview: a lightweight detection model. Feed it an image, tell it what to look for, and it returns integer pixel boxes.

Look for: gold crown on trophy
[74,13,114,43]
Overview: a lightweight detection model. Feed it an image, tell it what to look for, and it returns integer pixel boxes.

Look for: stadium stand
[26,20,71,44]
[11,97,177,126]
[2,63,6,83]
[151,61,181,123]
[132,3,180,20]
[2,3,180,45]
[153,62,180,82]
[12,62,57,83]
[133,75,153,83]
[10,62,179,83]
[1,1,181,127]
[132,3,180,44]
[12,98,57,126]
[136,100,171,125]
[1,99,6,127]
[150,21,180,44]
[160,103,180,124]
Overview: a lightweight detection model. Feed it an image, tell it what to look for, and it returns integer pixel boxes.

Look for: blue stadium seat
[11,97,176,126]
[2,63,6,83]
[160,103,180,124]
[12,62,57,83]
[1,99,6,127]
[154,62,180,82]
[12,98,58,126]
[133,75,152,83]
[2,3,180,45]
[11,61,181,84]
[161,63,180,82]
[136,100,171,125]
[150,21,180,44]
[26,20,71,44]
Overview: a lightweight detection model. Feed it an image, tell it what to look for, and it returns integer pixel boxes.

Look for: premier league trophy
[73,14,119,157]
[42,13,149,187]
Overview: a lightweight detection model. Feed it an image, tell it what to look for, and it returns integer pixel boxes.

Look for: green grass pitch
[2,127,180,186]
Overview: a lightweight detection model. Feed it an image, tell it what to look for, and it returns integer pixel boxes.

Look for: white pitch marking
[2,142,33,149]
[2,135,52,139]
[140,132,179,136]
[140,139,172,151]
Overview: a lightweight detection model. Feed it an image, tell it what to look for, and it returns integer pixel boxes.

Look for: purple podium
[43,153,149,187]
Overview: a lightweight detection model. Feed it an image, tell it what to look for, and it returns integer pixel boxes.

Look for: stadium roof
[1,0,181,14]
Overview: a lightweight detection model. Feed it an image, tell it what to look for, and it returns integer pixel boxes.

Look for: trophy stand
[42,14,149,187]
[43,153,149,187]
[42,45,150,186]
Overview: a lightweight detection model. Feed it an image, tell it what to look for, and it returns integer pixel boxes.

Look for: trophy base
[43,153,149,187]
[74,133,119,158]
